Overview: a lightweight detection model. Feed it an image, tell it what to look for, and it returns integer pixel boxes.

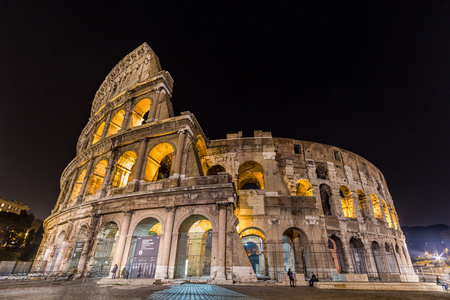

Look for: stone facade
[33,43,417,283]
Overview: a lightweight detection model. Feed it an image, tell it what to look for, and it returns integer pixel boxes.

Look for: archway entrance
[328,236,347,274]
[349,238,367,274]
[371,241,384,279]
[175,216,212,279]
[66,226,88,272]
[91,222,119,276]
[282,228,309,276]
[127,218,161,279]
[49,231,65,272]
[240,230,269,279]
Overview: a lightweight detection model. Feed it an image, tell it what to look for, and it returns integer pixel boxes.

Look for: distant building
[0,197,29,215]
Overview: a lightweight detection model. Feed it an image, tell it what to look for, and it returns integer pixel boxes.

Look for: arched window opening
[69,169,86,203]
[66,225,88,272]
[125,217,161,279]
[282,228,310,277]
[207,165,226,176]
[316,165,329,180]
[328,236,347,273]
[371,194,382,219]
[382,200,393,228]
[92,122,105,144]
[389,203,399,230]
[349,238,367,274]
[107,110,125,137]
[238,161,264,190]
[240,228,269,278]
[296,179,313,196]
[87,160,108,195]
[339,186,355,218]
[144,143,174,182]
[129,99,151,128]
[175,216,212,279]
[91,222,119,277]
[385,243,400,274]
[357,190,369,217]
[111,151,137,188]
[320,184,332,216]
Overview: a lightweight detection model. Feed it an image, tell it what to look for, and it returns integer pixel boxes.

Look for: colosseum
[33,43,418,284]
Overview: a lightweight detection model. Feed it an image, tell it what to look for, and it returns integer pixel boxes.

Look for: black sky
[0,1,448,226]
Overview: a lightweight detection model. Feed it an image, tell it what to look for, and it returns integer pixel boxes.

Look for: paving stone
[147,284,258,300]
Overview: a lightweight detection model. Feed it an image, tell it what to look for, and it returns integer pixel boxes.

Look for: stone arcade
[33,43,418,284]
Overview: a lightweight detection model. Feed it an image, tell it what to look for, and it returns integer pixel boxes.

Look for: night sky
[0,2,448,226]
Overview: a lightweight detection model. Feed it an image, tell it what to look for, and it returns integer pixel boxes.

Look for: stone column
[215,203,227,280]
[100,150,119,197]
[147,90,164,122]
[172,130,186,177]
[119,102,133,132]
[111,211,133,277]
[156,206,176,279]
[100,110,114,140]
[76,215,99,278]
[74,159,95,204]
[59,171,79,210]
[129,138,149,191]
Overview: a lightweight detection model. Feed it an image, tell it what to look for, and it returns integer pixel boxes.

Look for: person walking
[111,264,118,279]
[287,268,295,287]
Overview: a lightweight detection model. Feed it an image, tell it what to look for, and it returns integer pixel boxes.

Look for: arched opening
[86,160,108,195]
[382,200,393,228]
[111,151,137,188]
[395,244,404,274]
[357,190,369,218]
[207,165,226,176]
[175,216,212,279]
[316,164,329,180]
[320,184,332,216]
[349,238,367,274]
[385,243,400,274]
[125,217,161,279]
[339,186,355,218]
[69,169,86,203]
[328,236,347,273]
[282,228,310,277]
[195,135,209,175]
[371,194,382,219]
[49,231,65,272]
[91,222,119,276]
[66,225,88,272]
[107,110,125,136]
[92,121,105,144]
[129,99,151,128]
[296,179,313,196]
[144,143,174,182]
[371,241,384,278]
[238,161,264,190]
[240,228,269,279]
[389,203,399,229]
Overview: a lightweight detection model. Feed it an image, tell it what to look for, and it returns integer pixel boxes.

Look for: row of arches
[92,99,151,145]
[65,142,174,206]
[328,235,410,278]
[44,215,215,279]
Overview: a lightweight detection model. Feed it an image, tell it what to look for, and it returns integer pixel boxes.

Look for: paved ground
[0,279,449,300]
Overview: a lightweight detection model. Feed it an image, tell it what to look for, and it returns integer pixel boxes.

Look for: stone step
[315,281,444,292]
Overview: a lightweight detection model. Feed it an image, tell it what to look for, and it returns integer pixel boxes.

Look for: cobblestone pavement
[0,280,449,300]
[147,284,257,300]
